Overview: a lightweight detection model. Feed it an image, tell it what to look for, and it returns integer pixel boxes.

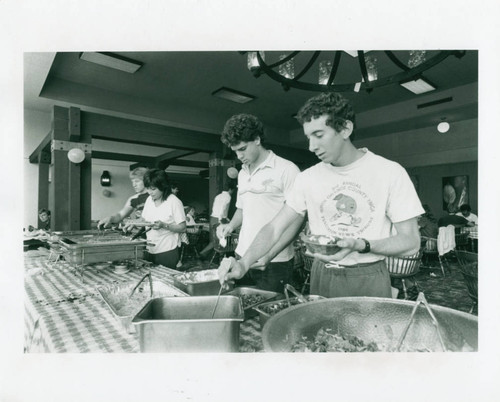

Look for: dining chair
[208,225,238,268]
[454,250,478,313]
[385,249,423,300]
[177,226,204,269]
[421,236,447,276]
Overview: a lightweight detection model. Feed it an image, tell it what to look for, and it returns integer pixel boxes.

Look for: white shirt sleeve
[281,161,300,199]
[286,171,308,216]
[386,165,424,223]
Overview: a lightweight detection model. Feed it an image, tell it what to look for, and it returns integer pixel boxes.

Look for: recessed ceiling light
[212,87,255,104]
[400,78,436,94]
[79,52,143,73]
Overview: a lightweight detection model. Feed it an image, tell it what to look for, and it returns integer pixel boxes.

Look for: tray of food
[173,269,234,296]
[254,295,325,329]
[300,233,341,255]
[122,219,154,228]
[53,229,147,265]
[97,280,188,333]
[223,287,281,320]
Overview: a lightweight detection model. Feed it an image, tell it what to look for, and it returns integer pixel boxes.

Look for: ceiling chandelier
[245,50,466,93]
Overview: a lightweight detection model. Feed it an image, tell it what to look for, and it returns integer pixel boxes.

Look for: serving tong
[284,284,308,306]
[128,271,154,299]
[393,292,447,352]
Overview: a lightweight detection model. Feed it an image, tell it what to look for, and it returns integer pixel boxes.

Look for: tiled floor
[178,246,478,316]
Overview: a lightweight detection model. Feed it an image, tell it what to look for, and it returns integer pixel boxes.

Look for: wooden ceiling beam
[92,151,156,165]
[28,131,52,163]
[81,111,222,152]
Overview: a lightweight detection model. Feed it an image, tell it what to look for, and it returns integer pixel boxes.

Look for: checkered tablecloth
[462,226,479,239]
[24,254,263,353]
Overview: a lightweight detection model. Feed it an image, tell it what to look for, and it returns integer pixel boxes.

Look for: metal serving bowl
[300,233,341,255]
[262,297,478,352]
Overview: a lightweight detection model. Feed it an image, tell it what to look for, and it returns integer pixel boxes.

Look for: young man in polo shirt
[218,93,423,298]
[219,114,300,292]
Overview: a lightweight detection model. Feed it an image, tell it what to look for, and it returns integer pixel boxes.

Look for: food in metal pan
[240,294,267,309]
[104,287,154,316]
[176,269,219,284]
[259,297,317,316]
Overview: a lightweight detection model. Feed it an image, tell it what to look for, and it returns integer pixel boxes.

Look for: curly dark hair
[143,168,172,202]
[221,114,265,147]
[296,92,356,134]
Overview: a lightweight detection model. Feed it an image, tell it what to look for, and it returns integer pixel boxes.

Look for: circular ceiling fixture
[437,120,450,133]
[245,50,466,93]
[437,117,450,134]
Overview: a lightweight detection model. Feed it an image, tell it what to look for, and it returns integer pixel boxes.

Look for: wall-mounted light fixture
[227,167,238,179]
[100,170,111,187]
[67,148,86,164]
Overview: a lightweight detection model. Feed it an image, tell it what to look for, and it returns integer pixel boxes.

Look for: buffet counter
[24,250,263,353]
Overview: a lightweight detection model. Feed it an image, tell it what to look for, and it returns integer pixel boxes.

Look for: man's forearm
[227,209,243,232]
[239,223,280,271]
[261,218,303,263]
[368,232,421,257]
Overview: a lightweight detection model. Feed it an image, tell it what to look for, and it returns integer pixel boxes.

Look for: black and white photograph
[2,1,500,401]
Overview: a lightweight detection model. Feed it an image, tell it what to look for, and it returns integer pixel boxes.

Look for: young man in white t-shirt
[218,93,423,298]
[455,204,478,225]
[199,181,236,259]
[218,114,300,292]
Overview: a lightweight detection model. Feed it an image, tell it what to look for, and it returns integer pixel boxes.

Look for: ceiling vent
[79,52,143,73]
[212,87,255,104]
[417,96,453,109]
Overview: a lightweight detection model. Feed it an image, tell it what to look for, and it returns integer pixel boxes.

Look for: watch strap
[359,238,371,254]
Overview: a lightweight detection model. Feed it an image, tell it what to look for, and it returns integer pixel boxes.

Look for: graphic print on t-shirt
[239,178,281,196]
[130,193,149,219]
[320,181,376,238]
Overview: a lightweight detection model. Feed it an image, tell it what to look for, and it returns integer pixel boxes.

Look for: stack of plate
[113,264,130,274]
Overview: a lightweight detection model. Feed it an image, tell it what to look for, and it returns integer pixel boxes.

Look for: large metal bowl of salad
[262,297,477,352]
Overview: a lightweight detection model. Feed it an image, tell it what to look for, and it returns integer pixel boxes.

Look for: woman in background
[131,168,186,268]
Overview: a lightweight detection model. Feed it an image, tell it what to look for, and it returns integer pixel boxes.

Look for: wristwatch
[358,238,371,254]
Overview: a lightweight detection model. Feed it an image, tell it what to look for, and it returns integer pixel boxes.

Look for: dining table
[461,225,479,252]
[23,248,264,353]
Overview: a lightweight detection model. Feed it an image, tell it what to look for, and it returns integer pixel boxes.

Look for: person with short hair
[199,181,237,260]
[218,93,423,298]
[97,167,149,229]
[184,206,197,227]
[218,114,300,293]
[438,204,472,233]
[129,168,186,268]
[455,204,478,225]
[418,204,439,239]
[38,208,51,231]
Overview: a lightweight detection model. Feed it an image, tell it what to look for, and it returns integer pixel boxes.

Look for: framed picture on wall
[442,175,469,212]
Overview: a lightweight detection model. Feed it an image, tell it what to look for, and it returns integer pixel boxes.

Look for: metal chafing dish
[51,229,147,265]
[132,295,244,352]
[97,278,188,333]
[173,269,234,296]
[223,287,281,320]
[262,294,478,352]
